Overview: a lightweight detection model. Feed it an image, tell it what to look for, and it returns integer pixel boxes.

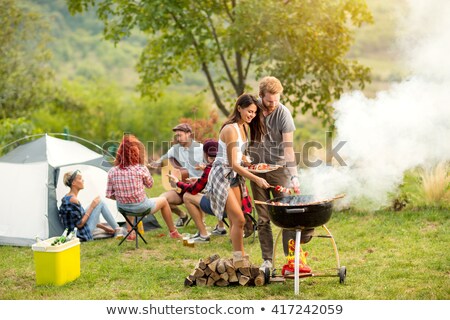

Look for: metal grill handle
[285,208,307,214]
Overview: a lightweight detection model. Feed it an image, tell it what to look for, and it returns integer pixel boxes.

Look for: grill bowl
[267,195,333,230]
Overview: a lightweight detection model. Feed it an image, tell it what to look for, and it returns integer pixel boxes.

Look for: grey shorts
[117,198,156,214]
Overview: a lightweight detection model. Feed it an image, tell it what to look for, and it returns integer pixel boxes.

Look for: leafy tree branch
[67,0,373,126]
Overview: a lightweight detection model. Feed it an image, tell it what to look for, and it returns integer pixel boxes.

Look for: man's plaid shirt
[176,163,212,197]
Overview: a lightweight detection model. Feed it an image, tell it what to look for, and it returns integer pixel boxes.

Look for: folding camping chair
[117,207,152,249]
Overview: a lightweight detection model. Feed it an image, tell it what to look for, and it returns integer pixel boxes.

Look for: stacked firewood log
[184,253,266,287]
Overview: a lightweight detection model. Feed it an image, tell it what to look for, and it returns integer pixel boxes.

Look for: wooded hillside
[1,0,407,154]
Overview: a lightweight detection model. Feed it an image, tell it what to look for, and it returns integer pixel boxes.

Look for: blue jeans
[85,200,119,232]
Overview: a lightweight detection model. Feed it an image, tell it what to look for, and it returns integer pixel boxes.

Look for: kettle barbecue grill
[255,194,347,294]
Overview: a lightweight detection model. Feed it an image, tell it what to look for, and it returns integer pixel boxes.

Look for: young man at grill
[248,76,312,273]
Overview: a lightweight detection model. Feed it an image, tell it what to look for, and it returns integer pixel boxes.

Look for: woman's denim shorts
[117,198,156,214]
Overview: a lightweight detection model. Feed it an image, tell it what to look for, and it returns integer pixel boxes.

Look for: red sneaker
[126,231,136,241]
[169,230,182,239]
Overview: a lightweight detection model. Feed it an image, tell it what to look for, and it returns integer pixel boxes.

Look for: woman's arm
[106,171,115,200]
[143,166,154,189]
[69,195,98,228]
[222,125,270,189]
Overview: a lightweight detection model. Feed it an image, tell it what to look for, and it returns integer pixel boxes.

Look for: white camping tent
[0,135,124,246]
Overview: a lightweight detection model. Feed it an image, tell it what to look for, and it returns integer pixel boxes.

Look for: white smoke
[299,0,450,210]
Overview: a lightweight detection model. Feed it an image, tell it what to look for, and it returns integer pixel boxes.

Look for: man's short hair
[259,76,283,96]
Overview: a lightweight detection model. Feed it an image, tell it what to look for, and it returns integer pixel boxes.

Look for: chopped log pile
[184,253,266,287]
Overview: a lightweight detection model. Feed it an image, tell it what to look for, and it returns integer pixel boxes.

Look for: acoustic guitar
[160,158,189,191]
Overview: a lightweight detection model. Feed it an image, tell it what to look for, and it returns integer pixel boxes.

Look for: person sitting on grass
[106,133,182,241]
[168,139,226,243]
[59,170,123,242]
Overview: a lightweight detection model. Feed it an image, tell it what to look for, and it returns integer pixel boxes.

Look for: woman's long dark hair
[221,93,266,142]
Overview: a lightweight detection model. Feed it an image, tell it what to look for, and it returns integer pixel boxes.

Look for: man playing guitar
[148,123,204,227]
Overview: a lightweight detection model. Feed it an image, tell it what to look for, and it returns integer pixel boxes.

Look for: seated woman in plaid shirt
[59,170,123,242]
[106,134,182,241]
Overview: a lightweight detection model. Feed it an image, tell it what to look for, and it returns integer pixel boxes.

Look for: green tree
[31,78,126,145]
[0,117,38,156]
[125,90,211,157]
[31,77,212,153]
[67,0,373,126]
[0,0,53,119]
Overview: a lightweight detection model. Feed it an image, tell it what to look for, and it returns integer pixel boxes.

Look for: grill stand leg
[321,225,340,269]
[272,225,342,293]
[294,229,301,295]
[271,229,283,275]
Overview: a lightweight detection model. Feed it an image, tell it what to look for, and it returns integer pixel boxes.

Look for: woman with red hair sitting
[106,134,182,240]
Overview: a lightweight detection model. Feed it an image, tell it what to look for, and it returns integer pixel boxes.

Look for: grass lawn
[0,201,448,300]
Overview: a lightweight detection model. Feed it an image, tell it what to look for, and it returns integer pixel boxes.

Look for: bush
[419,161,450,206]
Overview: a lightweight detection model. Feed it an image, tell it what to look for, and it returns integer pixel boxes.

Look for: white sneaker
[211,225,227,236]
[260,260,273,271]
[175,215,189,227]
[114,228,124,239]
[190,231,211,238]
[190,234,210,243]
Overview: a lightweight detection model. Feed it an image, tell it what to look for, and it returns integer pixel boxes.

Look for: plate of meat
[247,163,281,173]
